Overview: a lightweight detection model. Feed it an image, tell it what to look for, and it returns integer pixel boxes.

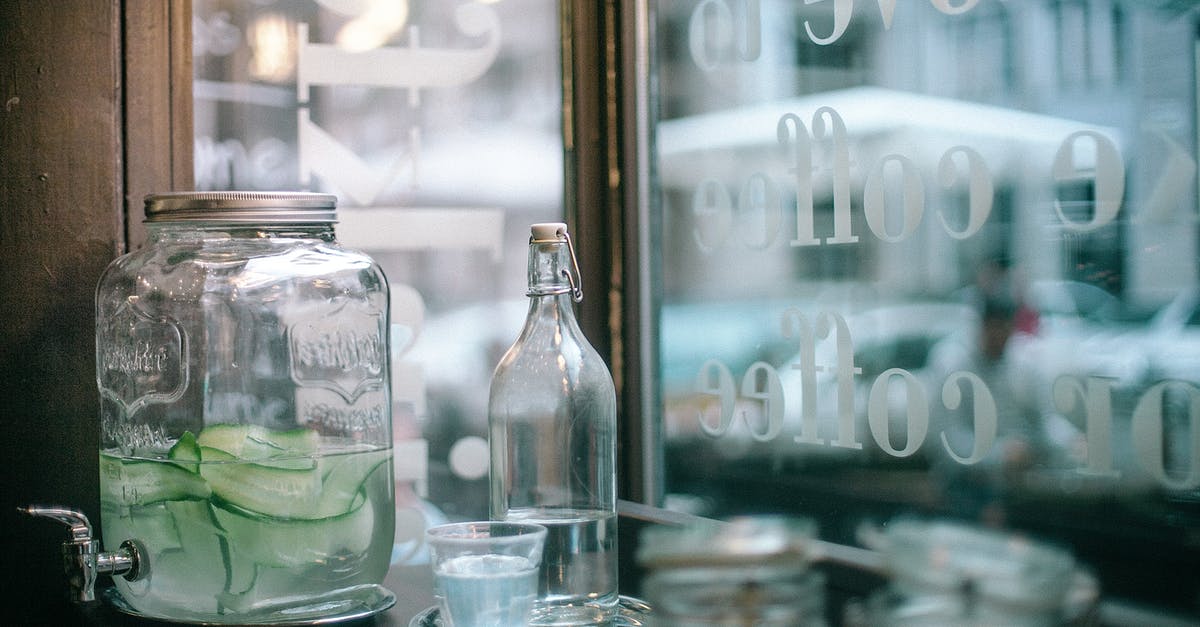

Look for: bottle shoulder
[496,326,609,370]
[491,331,615,392]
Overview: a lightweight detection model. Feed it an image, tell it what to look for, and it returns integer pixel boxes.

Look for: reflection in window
[648,0,1200,618]
[1055,0,1125,90]
[951,3,1015,98]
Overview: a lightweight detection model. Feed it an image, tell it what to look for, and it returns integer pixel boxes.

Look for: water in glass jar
[506,508,618,625]
[435,554,539,626]
[99,426,394,623]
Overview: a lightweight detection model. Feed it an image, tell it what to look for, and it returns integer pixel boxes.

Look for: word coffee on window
[684,105,1198,491]
[688,0,982,69]
[694,310,1200,491]
[690,107,1127,252]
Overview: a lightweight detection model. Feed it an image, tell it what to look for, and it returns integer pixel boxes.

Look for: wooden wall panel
[124,0,193,249]
[0,2,190,620]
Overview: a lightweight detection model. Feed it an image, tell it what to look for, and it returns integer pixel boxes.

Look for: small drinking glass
[426,521,548,627]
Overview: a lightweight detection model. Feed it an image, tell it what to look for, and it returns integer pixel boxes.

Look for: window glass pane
[648,0,1199,615]
[192,0,562,535]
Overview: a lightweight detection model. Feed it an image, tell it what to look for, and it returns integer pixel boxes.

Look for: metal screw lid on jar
[143,191,338,224]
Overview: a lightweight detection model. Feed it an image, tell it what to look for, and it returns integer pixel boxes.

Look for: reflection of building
[656,1,1196,308]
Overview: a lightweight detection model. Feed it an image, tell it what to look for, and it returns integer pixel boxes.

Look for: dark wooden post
[0,2,190,620]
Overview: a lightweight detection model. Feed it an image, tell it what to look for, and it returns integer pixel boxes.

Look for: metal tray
[410,596,651,626]
[104,584,396,625]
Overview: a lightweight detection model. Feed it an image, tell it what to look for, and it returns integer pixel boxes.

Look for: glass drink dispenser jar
[92,192,395,623]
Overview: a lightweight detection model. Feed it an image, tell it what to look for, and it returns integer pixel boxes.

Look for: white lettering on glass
[940,371,997,465]
[779,109,859,247]
[778,113,820,247]
[782,308,824,446]
[742,362,785,442]
[815,108,857,244]
[296,5,499,102]
[825,311,864,450]
[696,311,1200,491]
[696,359,737,437]
[695,108,1121,251]
[194,137,291,191]
[863,154,925,243]
[928,0,981,16]
[688,0,761,70]
[1131,381,1200,490]
[690,0,981,57]
[692,179,736,253]
[296,3,501,205]
[803,0,854,46]
[738,173,781,250]
[1053,376,1121,478]
[868,368,928,458]
[1052,130,1125,232]
[936,146,993,239]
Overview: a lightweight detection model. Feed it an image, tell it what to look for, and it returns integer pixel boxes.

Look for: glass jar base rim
[104,584,396,625]
[410,596,651,627]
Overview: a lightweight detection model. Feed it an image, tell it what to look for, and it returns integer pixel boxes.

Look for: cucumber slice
[211,492,375,568]
[199,446,322,518]
[167,430,201,473]
[196,424,319,460]
[161,500,259,596]
[100,453,212,507]
[130,501,229,614]
[199,446,390,520]
[316,449,392,516]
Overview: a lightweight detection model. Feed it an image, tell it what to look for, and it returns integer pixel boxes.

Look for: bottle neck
[526,240,575,299]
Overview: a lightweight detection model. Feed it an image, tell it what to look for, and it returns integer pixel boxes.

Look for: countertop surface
[78,563,437,626]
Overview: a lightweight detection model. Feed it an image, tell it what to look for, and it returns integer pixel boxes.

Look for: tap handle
[19,505,95,543]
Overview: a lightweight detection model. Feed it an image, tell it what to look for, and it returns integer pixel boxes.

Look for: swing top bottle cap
[531,222,568,241]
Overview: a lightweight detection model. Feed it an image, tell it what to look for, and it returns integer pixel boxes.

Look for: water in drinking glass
[435,554,538,626]
[426,521,547,627]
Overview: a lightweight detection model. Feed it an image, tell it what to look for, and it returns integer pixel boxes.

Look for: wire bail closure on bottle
[531,224,584,302]
[562,230,584,303]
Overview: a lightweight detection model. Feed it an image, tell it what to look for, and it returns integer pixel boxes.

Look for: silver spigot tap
[19,505,145,603]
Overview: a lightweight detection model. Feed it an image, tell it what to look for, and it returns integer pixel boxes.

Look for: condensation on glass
[94,191,395,623]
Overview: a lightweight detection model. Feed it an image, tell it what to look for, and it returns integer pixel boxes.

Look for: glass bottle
[94,192,395,623]
[489,222,619,624]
